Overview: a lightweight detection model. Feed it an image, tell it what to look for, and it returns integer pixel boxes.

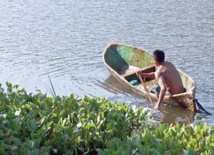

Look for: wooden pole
[138,75,154,106]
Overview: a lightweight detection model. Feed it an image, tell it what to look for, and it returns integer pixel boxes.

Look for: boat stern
[173,93,196,112]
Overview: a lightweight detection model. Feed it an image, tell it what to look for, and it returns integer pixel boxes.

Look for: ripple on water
[0,0,213,125]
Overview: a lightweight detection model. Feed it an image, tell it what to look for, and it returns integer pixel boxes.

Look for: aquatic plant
[0,82,213,155]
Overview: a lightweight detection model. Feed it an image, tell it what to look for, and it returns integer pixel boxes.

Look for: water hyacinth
[0,82,213,155]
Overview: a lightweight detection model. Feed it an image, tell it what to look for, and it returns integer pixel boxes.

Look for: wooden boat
[103,42,196,111]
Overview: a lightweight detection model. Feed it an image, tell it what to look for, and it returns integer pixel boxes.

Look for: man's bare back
[137,49,186,110]
[155,61,186,95]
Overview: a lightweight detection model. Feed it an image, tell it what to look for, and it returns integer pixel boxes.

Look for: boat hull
[103,43,196,111]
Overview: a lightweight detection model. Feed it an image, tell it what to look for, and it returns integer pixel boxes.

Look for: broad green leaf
[30,120,38,130]
[210,143,214,147]
[85,122,96,130]
[0,129,3,136]
[132,134,141,145]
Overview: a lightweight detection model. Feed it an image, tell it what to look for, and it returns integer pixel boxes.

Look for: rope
[194,99,212,115]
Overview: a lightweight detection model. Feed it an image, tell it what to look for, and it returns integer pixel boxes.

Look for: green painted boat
[103,42,196,111]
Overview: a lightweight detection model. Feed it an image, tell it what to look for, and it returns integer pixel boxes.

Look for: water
[0,0,213,125]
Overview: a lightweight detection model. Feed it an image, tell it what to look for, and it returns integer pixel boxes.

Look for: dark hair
[153,50,165,62]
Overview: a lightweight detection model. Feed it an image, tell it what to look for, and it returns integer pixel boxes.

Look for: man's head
[153,50,165,65]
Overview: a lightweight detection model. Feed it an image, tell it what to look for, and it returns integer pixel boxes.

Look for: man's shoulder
[155,68,163,78]
[165,61,175,67]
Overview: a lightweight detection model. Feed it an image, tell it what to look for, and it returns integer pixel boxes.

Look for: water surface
[0,0,213,125]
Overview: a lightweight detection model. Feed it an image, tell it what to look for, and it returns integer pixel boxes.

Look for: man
[137,50,186,110]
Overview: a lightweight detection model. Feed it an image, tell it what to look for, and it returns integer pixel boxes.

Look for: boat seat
[123,65,156,83]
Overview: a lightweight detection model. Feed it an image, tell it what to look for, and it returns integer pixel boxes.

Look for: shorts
[149,84,170,97]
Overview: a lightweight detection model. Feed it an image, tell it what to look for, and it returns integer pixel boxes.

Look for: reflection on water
[158,106,195,125]
[0,0,213,125]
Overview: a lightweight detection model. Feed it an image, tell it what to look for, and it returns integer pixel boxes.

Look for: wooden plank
[123,65,156,83]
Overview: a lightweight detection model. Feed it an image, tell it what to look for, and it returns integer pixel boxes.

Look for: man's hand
[136,71,145,78]
[154,104,160,110]
[136,71,141,76]
[136,71,147,83]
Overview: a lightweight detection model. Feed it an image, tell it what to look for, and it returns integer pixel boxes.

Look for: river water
[0,0,213,125]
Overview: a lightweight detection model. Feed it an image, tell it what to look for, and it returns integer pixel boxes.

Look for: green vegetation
[0,82,214,155]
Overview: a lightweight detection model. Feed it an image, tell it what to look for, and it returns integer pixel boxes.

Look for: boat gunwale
[103,42,196,103]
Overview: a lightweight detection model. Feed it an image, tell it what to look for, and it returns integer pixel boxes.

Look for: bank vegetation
[0,82,213,155]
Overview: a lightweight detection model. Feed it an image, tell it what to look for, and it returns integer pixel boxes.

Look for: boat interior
[121,65,159,93]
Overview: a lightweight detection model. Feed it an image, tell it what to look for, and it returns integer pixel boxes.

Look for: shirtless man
[137,50,186,110]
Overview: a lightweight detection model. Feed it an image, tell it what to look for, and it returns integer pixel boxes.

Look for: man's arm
[136,72,155,79]
[154,75,166,110]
